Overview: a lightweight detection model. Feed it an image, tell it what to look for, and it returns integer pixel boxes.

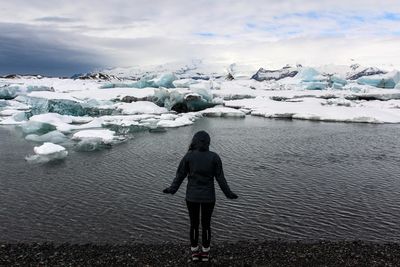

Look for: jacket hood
[189,131,210,151]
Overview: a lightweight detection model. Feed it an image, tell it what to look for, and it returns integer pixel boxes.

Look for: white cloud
[0,0,400,74]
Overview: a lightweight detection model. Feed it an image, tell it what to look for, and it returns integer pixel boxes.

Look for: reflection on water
[1,117,400,243]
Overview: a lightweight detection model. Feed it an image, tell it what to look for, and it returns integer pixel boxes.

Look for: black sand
[1,240,400,266]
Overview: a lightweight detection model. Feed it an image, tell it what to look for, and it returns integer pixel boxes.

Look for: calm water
[1,117,400,244]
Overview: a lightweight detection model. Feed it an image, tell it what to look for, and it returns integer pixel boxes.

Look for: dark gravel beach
[1,240,400,266]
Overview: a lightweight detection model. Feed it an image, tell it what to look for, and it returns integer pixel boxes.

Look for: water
[1,117,400,243]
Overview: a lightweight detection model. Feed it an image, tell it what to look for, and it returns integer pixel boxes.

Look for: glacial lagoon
[1,116,400,243]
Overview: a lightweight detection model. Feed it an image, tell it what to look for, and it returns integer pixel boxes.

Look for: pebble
[0,241,400,266]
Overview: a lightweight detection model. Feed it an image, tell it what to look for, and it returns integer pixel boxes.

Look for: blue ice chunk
[296,67,320,82]
[19,121,57,135]
[0,86,19,99]
[16,95,114,116]
[100,73,178,89]
[303,81,328,90]
[74,138,112,152]
[331,76,347,86]
[25,130,67,143]
[12,111,28,122]
[357,71,400,89]
[150,73,178,88]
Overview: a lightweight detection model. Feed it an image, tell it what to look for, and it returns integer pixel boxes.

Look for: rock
[347,67,387,80]
[252,67,299,81]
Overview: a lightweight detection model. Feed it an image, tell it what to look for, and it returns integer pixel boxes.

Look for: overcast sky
[1,0,400,76]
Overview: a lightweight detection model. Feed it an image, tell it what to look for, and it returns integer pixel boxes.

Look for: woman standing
[163,130,238,262]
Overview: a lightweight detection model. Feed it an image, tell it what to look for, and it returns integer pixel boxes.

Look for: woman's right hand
[227,192,238,199]
[163,187,174,194]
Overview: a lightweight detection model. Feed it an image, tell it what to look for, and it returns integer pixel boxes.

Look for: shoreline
[1,240,400,266]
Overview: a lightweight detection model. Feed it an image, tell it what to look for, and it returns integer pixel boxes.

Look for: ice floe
[72,129,116,143]
[25,142,68,163]
[200,106,246,117]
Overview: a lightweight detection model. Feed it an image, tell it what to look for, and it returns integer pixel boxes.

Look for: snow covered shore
[1,61,400,160]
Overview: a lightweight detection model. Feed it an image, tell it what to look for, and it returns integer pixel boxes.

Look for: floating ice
[0,111,27,125]
[225,97,400,123]
[19,121,57,135]
[29,113,102,133]
[152,88,216,112]
[101,73,178,89]
[157,116,193,128]
[148,73,177,88]
[200,106,246,117]
[172,79,199,88]
[34,142,67,155]
[0,109,24,116]
[25,130,68,143]
[74,138,112,152]
[357,71,400,89]
[116,101,168,115]
[296,67,321,82]
[72,129,116,143]
[0,86,19,99]
[26,142,68,163]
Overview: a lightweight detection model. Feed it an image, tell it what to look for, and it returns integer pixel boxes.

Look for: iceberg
[148,73,177,88]
[0,111,28,125]
[116,101,168,115]
[34,142,67,155]
[19,121,57,135]
[157,114,195,128]
[172,78,200,88]
[72,129,116,143]
[357,71,400,89]
[296,67,321,81]
[29,113,102,133]
[152,88,217,112]
[25,130,68,144]
[101,73,178,89]
[26,142,68,163]
[200,106,246,117]
[0,86,19,99]
[0,109,24,116]
[74,138,112,152]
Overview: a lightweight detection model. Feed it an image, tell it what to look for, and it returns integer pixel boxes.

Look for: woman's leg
[200,202,215,248]
[186,201,201,247]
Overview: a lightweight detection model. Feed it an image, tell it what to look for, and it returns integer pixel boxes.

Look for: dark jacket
[168,131,234,202]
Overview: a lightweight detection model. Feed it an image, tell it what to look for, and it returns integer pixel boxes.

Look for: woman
[163,130,238,262]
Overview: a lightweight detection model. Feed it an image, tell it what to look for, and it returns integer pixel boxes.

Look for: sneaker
[201,246,210,262]
[191,246,201,261]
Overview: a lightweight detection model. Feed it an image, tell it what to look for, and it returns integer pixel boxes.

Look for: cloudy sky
[1,0,400,76]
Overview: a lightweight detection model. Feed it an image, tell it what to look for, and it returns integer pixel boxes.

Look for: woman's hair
[188,131,211,151]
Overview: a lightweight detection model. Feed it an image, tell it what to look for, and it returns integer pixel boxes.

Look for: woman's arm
[163,154,189,194]
[214,154,238,199]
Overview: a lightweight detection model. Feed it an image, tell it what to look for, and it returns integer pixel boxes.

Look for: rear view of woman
[163,130,238,262]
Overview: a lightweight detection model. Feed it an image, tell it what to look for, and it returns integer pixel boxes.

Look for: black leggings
[186,201,215,248]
